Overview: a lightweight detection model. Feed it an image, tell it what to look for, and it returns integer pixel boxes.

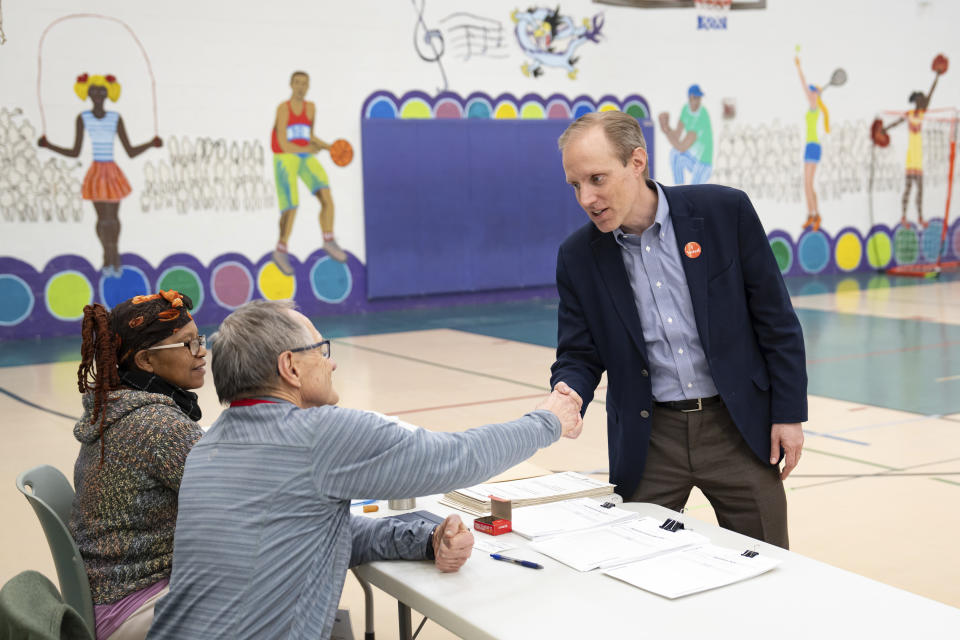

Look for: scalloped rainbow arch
[362,91,652,121]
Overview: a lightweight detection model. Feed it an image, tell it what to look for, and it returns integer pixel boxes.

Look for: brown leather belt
[654,395,723,413]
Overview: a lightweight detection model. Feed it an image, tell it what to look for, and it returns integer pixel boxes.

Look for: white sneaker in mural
[271,249,294,275]
[323,239,347,263]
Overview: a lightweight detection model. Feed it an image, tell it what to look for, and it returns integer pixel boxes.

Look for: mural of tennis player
[794,55,830,232]
[270,70,347,275]
[879,60,945,229]
[658,84,713,185]
[38,73,162,276]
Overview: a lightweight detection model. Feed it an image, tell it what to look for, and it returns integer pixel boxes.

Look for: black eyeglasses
[147,335,206,356]
[288,339,331,358]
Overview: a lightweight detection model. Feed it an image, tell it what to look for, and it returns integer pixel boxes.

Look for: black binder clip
[741,546,759,558]
[600,502,616,509]
[660,518,684,532]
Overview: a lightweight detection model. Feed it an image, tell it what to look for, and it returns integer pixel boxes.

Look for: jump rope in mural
[512,7,604,79]
[35,14,162,277]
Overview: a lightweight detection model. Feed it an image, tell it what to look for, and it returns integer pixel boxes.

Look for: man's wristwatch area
[425,525,439,560]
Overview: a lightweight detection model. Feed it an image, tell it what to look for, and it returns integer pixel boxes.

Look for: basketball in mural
[329,139,353,167]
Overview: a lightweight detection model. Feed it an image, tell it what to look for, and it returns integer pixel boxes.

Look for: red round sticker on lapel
[684,242,702,259]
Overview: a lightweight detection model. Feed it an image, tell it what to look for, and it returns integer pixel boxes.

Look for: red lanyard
[229,399,279,408]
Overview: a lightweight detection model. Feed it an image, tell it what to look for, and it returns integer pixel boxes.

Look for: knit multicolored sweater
[71,389,203,604]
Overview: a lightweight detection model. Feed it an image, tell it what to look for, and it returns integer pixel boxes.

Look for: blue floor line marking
[0,386,79,422]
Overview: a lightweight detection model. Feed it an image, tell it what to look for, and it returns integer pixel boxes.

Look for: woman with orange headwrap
[72,290,204,640]
[38,73,162,276]
[795,55,830,232]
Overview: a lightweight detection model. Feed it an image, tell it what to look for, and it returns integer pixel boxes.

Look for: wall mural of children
[794,54,831,232]
[38,73,162,275]
[270,70,347,275]
[875,55,948,229]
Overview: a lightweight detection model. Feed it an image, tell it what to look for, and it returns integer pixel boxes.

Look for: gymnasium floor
[2,271,959,639]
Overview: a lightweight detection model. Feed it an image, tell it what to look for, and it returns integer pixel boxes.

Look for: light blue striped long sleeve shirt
[147,401,561,640]
[612,182,718,402]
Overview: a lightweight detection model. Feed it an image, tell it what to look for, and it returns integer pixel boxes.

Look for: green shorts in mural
[273,153,329,212]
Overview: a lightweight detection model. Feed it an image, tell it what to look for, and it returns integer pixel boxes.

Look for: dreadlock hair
[77,303,122,466]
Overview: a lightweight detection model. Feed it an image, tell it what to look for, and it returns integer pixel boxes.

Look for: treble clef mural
[411,0,448,92]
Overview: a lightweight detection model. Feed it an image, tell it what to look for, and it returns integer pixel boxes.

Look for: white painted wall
[2,0,958,270]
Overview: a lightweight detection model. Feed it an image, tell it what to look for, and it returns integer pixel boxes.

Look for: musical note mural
[440,12,508,62]
[410,2,510,93]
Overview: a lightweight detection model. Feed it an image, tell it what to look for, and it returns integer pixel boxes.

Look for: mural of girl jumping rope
[38,74,162,276]
[794,49,846,233]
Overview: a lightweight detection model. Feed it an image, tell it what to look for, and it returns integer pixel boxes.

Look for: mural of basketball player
[794,55,830,232]
[38,73,161,275]
[658,84,713,185]
[270,71,346,275]
[880,67,944,229]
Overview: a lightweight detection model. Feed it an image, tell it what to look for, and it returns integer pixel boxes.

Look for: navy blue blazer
[550,183,807,499]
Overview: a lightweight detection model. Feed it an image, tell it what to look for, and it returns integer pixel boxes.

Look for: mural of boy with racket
[658,83,713,185]
[270,70,347,275]
[38,73,162,276]
[876,55,947,229]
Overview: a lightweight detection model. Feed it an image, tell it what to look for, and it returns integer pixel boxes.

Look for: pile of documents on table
[504,498,781,598]
[439,471,614,516]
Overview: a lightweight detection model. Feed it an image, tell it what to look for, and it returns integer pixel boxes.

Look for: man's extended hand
[538,382,583,439]
[432,514,474,573]
[770,422,804,480]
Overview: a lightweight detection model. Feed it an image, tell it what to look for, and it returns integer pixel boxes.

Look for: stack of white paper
[604,544,781,598]
[510,498,639,540]
[439,472,614,516]
[530,517,709,571]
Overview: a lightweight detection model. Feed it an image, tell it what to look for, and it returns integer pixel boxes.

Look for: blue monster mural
[511,6,603,79]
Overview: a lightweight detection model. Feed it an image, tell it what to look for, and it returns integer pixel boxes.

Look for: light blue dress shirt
[613,182,719,402]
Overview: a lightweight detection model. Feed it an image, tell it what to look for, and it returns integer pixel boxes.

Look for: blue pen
[490,553,543,570]
[350,499,377,507]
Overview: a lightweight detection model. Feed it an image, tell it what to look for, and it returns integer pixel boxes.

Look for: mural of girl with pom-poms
[38,73,162,276]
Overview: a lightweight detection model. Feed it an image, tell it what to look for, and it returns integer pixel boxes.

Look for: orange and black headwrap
[110,290,195,366]
[76,290,194,465]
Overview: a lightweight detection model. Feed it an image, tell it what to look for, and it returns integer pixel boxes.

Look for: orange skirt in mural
[81,162,132,202]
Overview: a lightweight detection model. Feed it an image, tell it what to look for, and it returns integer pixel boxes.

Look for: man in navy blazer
[551,111,806,547]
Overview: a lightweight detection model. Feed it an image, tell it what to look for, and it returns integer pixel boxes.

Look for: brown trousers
[629,402,789,549]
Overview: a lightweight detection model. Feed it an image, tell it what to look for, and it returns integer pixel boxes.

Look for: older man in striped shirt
[148,300,582,639]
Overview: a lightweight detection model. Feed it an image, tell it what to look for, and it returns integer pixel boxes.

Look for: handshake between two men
[427,381,584,573]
